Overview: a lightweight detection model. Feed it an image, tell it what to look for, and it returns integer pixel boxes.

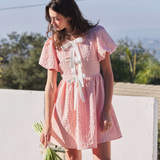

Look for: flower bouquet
[32,121,63,160]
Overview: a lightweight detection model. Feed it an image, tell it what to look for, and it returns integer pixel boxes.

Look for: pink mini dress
[39,25,122,150]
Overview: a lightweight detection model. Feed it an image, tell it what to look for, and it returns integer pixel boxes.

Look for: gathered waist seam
[62,72,101,82]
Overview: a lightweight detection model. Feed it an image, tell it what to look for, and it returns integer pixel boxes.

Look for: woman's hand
[99,109,112,132]
[40,123,51,149]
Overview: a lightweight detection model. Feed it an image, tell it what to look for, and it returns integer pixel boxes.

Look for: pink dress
[39,25,122,150]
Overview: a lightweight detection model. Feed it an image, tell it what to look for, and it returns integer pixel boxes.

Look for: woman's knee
[92,141,111,160]
[92,155,111,160]
[65,148,82,160]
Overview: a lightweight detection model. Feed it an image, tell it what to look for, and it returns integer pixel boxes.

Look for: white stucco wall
[82,95,158,160]
[0,89,158,160]
[0,89,45,160]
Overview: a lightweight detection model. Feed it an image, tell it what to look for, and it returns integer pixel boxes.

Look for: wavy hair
[45,0,99,51]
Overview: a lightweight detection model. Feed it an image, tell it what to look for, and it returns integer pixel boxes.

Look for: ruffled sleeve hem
[94,25,117,62]
[38,37,60,72]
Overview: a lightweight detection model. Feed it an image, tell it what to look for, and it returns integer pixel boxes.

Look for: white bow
[61,37,86,110]
[67,74,86,110]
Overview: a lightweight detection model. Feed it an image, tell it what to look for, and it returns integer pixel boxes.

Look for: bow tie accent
[61,37,86,110]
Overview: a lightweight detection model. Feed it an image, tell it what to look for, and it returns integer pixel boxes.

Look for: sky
[0,0,160,41]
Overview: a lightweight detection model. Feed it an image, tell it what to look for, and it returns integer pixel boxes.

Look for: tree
[0,57,3,77]
[0,32,63,90]
[0,32,61,90]
[135,54,160,84]
[111,37,160,84]
[1,33,160,90]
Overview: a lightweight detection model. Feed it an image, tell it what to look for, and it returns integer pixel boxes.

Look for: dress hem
[51,135,122,150]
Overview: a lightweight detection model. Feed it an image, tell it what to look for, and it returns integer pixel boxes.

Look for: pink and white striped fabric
[39,25,122,150]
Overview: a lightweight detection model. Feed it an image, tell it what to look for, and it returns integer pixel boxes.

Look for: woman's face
[49,8,71,31]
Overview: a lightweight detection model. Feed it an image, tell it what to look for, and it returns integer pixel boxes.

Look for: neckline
[63,26,94,43]
[65,36,83,42]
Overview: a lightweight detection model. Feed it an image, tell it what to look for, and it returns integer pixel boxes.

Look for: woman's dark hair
[45,0,99,51]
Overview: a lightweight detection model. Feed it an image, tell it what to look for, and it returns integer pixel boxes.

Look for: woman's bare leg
[65,148,82,160]
[92,141,111,160]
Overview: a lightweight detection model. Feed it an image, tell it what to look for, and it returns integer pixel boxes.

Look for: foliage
[0,32,62,90]
[111,37,160,84]
[0,33,160,90]
[0,57,3,77]
[135,54,160,84]
[0,32,63,90]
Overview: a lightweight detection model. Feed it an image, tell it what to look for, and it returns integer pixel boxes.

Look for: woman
[39,0,122,159]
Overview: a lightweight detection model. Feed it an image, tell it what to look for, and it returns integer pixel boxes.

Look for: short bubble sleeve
[38,37,60,72]
[94,25,118,62]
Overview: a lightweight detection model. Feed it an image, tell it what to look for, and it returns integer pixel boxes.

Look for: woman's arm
[100,52,114,113]
[44,69,58,126]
